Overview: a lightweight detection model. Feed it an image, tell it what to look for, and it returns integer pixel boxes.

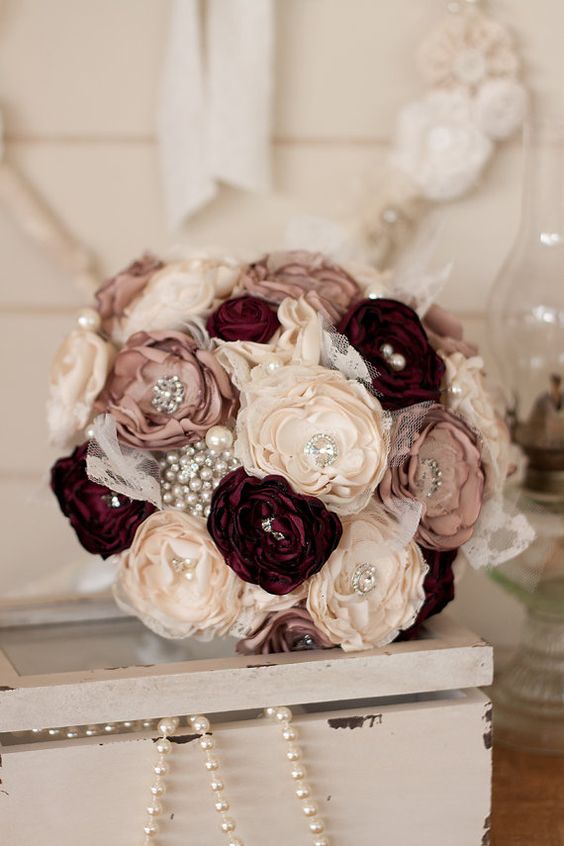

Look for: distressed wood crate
[0,611,493,846]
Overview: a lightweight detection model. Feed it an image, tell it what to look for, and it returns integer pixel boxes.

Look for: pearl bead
[227,838,243,846]
[162,492,174,504]
[156,738,172,755]
[77,307,101,332]
[200,736,215,751]
[166,452,179,464]
[205,425,234,451]
[153,762,168,776]
[282,727,297,741]
[143,822,159,837]
[389,352,406,371]
[189,477,203,491]
[290,766,306,780]
[286,746,300,761]
[295,784,311,799]
[150,782,165,797]
[275,707,293,722]
[313,838,329,846]
[205,757,220,771]
[380,342,394,358]
[264,706,277,719]
[194,440,206,451]
[190,715,210,733]
[309,819,325,834]
[146,802,162,816]
[214,799,229,813]
[302,803,317,817]
[262,356,282,374]
[449,382,463,396]
[158,717,179,736]
[210,778,224,792]
[220,817,236,833]
[85,426,96,440]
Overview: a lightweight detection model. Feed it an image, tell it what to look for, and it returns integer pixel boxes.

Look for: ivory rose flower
[442,352,510,491]
[236,364,389,515]
[114,510,243,639]
[232,581,308,638]
[114,256,243,343]
[47,329,116,448]
[307,505,428,651]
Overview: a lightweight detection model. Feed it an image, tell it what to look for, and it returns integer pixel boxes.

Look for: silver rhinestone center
[101,493,123,509]
[261,516,285,541]
[152,375,186,415]
[304,433,339,468]
[417,457,443,498]
[351,562,378,596]
[171,557,195,575]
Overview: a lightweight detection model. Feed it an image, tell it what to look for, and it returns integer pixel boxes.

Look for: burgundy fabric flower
[50,443,156,559]
[236,607,334,655]
[96,329,237,450]
[397,547,457,640]
[337,298,445,410]
[240,250,361,323]
[206,295,280,343]
[207,468,343,595]
[95,253,163,338]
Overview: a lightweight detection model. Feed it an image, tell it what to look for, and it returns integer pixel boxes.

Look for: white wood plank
[1,689,492,846]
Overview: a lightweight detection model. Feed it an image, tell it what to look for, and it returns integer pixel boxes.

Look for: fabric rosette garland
[48,248,531,653]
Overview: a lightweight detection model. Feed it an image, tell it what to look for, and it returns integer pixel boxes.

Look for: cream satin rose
[307,505,428,651]
[47,329,116,448]
[114,510,243,639]
[214,295,323,389]
[442,352,510,491]
[114,255,243,343]
[236,364,388,515]
[232,582,308,638]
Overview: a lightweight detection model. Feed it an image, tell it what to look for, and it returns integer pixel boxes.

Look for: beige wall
[3,0,561,651]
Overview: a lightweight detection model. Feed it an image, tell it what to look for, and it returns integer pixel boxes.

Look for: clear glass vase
[487,118,564,753]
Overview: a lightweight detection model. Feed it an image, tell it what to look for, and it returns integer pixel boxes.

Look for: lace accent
[86,414,162,508]
[461,492,536,569]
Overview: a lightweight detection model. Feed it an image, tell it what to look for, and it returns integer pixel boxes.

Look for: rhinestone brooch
[303,433,339,468]
[261,516,285,541]
[159,440,240,518]
[418,457,443,498]
[351,562,378,596]
[152,375,186,415]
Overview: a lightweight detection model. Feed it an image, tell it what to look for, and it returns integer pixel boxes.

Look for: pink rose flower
[236,607,334,655]
[95,253,163,339]
[96,329,237,450]
[423,304,479,358]
[377,405,485,550]
[240,250,361,323]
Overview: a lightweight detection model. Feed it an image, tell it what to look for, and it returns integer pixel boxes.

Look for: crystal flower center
[261,516,285,541]
[101,493,123,509]
[351,562,378,595]
[417,457,443,498]
[304,433,339,468]
[151,376,186,415]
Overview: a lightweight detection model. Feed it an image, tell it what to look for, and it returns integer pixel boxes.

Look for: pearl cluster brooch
[264,706,330,846]
[159,426,240,518]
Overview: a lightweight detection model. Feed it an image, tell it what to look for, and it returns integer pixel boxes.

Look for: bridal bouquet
[48,250,527,654]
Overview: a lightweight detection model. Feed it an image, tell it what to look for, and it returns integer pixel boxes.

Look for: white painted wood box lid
[0,600,492,734]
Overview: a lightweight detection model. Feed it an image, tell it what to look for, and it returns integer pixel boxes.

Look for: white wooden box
[0,606,493,846]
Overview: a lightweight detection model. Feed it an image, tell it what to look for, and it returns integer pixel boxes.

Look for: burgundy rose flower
[423,303,479,358]
[207,468,342,595]
[337,298,445,410]
[96,329,237,450]
[236,607,334,655]
[376,405,485,550]
[95,253,163,338]
[50,443,156,559]
[397,547,457,640]
[206,295,280,343]
[240,250,361,323]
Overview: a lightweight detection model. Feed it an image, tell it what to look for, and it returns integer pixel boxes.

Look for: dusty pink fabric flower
[95,254,163,339]
[423,304,479,358]
[236,607,334,655]
[240,251,361,323]
[96,329,236,450]
[377,405,485,550]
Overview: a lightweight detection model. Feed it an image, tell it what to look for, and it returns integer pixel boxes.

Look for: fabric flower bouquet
[48,249,527,654]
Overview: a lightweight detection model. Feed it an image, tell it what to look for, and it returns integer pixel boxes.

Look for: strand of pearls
[189,714,243,846]
[264,706,330,846]
[142,716,178,844]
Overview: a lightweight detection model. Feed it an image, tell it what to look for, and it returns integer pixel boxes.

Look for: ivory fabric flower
[442,352,510,491]
[96,329,236,450]
[114,256,243,344]
[47,329,116,448]
[391,90,493,201]
[240,250,361,323]
[377,405,485,551]
[233,581,309,637]
[236,364,389,515]
[307,505,428,651]
[114,510,243,639]
[418,11,519,90]
[473,78,527,140]
[96,253,163,340]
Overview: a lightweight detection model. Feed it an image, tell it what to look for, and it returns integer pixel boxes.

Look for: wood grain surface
[492,745,564,845]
